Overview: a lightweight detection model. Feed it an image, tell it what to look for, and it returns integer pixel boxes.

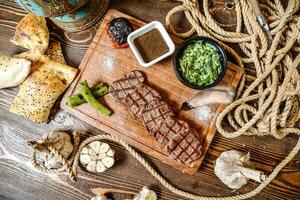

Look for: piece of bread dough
[10,13,49,56]
[10,60,77,123]
[44,41,66,64]
[14,41,66,65]
[0,54,31,89]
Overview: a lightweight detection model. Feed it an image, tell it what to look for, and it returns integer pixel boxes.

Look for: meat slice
[152,116,189,146]
[110,70,203,167]
[141,99,175,137]
[166,126,202,166]
[125,85,161,120]
[124,89,147,120]
[109,70,145,104]
[136,84,161,102]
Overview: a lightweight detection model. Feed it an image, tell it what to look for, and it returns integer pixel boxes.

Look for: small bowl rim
[127,21,175,68]
[173,36,228,90]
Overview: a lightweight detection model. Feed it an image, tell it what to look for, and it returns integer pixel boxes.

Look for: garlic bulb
[43,131,74,169]
[80,141,115,173]
[134,186,157,200]
[214,150,266,189]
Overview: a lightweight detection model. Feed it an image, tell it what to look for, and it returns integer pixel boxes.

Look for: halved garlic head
[80,141,115,173]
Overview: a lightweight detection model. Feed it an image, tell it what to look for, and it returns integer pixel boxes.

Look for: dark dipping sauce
[133,29,169,63]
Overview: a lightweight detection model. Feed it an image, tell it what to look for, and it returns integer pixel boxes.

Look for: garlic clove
[107,149,114,157]
[82,147,89,154]
[96,161,106,173]
[98,153,106,160]
[88,147,97,156]
[90,141,102,153]
[90,154,98,161]
[80,154,92,165]
[101,156,114,168]
[134,186,157,200]
[99,143,110,153]
[87,160,97,172]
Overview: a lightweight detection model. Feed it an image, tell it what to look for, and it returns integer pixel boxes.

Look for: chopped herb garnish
[178,41,222,87]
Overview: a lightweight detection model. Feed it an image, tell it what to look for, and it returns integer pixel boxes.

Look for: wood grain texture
[61,9,244,174]
[0,0,299,200]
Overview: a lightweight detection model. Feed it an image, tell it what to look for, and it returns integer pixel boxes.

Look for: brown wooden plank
[0,0,299,200]
[61,9,244,174]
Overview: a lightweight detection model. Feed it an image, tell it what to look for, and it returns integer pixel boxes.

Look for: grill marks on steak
[141,99,175,138]
[154,116,186,146]
[109,70,145,104]
[167,127,202,165]
[124,89,147,120]
[135,84,161,102]
[110,71,202,166]
[151,115,202,165]
[125,85,161,120]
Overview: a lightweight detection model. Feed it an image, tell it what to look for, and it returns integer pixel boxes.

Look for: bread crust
[10,60,77,123]
[11,13,49,55]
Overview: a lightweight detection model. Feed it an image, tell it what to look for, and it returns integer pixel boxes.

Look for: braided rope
[29,131,80,181]
[29,130,300,199]
[71,134,300,200]
[162,0,300,198]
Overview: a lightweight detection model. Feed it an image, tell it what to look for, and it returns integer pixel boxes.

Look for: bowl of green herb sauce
[173,36,227,89]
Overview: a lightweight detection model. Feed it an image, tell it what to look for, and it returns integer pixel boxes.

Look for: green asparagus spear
[67,83,108,107]
[92,83,109,97]
[77,80,112,116]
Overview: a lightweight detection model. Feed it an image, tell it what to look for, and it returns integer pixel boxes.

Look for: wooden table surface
[0,0,299,200]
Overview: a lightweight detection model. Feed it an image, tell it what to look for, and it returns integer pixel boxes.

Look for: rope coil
[167,0,300,138]
[163,0,300,198]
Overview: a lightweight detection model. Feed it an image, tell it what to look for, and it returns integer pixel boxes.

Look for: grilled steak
[135,84,161,102]
[167,127,202,166]
[155,116,189,146]
[124,89,147,120]
[109,70,145,104]
[125,84,161,120]
[110,70,203,166]
[141,99,175,138]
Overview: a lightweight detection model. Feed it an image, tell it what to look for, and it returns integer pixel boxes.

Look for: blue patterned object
[15,0,109,32]
[51,0,109,32]
[15,0,88,17]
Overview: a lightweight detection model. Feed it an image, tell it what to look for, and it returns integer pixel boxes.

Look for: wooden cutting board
[61,9,244,174]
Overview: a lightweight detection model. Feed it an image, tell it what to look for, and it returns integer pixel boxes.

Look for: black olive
[108,17,133,45]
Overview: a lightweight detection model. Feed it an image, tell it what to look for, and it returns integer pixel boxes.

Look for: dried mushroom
[80,141,115,173]
[181,86,235,110]
[41,131,74,169]
[214,150,266,189]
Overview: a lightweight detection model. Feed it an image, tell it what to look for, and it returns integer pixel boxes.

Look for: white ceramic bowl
[127,21,175,68]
